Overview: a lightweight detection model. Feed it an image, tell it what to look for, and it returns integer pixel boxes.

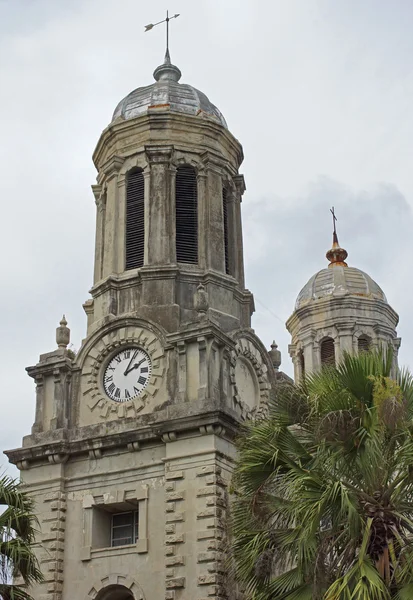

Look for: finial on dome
[56,315,70,349]
[153,51,182,83]
[326,206,348,268]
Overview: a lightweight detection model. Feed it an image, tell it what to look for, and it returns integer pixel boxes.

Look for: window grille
[358,335,371,353]
[222,187,230,274]
[126,169,145,270]
[320,338,335,367]
[111,510,139,547]
[176,166,198,264]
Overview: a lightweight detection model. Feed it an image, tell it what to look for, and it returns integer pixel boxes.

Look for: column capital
[233,174,246,196]
[145,144,174,164]
[200,151,223,175]
[102,155,124,179]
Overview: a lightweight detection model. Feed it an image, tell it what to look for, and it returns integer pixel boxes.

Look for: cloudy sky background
[1,0,413,475]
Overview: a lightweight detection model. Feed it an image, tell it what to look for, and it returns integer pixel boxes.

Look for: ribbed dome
[112,52,227,128]
[295,266,387,310]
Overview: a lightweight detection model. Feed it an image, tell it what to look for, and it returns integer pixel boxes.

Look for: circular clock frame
[82,325,165,419]
[102,346,152,403]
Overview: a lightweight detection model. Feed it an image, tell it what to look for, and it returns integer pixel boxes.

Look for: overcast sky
[1,0,413,475]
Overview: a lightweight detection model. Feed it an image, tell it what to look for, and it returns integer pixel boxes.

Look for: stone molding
[87,574,146,600]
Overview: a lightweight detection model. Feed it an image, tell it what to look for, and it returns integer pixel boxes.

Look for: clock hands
[124,357,146,377]
[123,350,138,376]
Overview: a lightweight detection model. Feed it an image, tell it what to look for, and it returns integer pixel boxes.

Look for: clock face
[103,347,152,403]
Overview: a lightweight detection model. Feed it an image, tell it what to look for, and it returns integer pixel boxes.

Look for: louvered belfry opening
[176,166,198,264]
[358,335,371,353]
[125,169,145,270]
[320,337,336,367]
[222,187,230,275]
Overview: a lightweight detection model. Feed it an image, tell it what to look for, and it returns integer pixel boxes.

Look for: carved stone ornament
[81,325,166,419]
[230,337,270,420]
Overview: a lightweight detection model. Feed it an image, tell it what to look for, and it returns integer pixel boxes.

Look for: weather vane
[145,11,180,54]
[330,206,338,236]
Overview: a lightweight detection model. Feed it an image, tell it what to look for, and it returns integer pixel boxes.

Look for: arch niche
[88,575,145,600]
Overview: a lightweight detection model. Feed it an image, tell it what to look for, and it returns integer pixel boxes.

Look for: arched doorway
[96,585,134,600]
[87,575,145,600]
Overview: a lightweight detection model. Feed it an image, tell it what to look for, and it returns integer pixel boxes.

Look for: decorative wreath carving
[81,325,165,419]
[230,337,270,421]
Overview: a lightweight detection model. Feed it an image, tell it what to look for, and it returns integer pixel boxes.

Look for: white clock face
[103,347,152,402]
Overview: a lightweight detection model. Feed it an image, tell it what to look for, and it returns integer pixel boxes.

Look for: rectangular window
[111,510,139,547]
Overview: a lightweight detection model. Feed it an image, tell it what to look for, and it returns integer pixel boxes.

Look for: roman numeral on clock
[141,367,148,373]
[138,376,147,385]
[108,383,115,393]
[125,389,130,399]
[115,356,122,364]
[114,388,120,398]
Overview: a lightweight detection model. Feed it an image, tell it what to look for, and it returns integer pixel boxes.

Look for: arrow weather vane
[145,11,180,54]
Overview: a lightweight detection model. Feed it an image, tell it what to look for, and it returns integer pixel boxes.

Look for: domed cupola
[112,50,228,128]
[286,214,401,381]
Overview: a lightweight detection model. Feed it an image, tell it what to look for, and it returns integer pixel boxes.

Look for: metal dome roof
[295,266,387,310]
[112,51,227,128]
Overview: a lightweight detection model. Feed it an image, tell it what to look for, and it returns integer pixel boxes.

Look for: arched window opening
[125,169,144,270]
[222,187,230,275]
[299,350,305,378]
[358,335,371,353]
[320,337,335,367]
[176,166,198,264]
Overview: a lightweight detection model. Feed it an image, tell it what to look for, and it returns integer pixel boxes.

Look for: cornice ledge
[167,321,235,347]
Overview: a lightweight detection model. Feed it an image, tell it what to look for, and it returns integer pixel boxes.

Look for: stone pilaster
[39,488,66,600]
[196,464,229,600]
[164,461,187,600]
[145,145,174,265]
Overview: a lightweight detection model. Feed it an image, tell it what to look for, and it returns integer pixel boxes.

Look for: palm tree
[0,474,42,600]
[231,350,413,599]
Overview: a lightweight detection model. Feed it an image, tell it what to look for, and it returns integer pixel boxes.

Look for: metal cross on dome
[330,206,338,236]
[145,11,180,54]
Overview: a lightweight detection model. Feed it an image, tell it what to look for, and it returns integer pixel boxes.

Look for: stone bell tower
[6,50,277,600]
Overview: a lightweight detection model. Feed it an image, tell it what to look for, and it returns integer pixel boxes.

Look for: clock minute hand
[123,350,138,376]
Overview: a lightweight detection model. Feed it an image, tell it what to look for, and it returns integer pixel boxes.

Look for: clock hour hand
[124,357,145,376]
[123,350,138,376]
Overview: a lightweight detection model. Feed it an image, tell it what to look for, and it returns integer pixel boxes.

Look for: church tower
[5,49,276,600]
[286,221,401,382]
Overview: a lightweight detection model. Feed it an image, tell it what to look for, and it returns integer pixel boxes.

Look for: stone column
[91,184,106,285]
[201,152,225,273]
[145,145,174,265]
[225,186,236,277]
[302,334,316,373]
[337,326,354,360]
[101,156,123,278]
[233,174,246,288]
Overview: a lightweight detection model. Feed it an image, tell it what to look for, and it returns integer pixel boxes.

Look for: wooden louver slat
[126,169,145,270]
[358,335,371,353]
[176,166,198,264]
[222,187,230,275]
[320,338,335,366]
